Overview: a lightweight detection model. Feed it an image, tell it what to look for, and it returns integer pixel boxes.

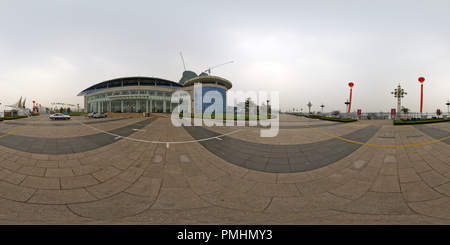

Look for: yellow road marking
[0,117,45,138]
[295,118,450,148]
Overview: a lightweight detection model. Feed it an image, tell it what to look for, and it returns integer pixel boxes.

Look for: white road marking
[76,120,241,144]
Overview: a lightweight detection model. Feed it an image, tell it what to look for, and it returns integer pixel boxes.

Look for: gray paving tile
[184,125,381,173]
[2,114,450,224]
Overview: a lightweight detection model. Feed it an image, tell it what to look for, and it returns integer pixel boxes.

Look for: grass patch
[393,118,450,125]
[306,115,357,122]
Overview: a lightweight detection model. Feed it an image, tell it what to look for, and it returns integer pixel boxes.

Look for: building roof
[78,75,232,97]
[77,76,183,96]
[183,75,232,89]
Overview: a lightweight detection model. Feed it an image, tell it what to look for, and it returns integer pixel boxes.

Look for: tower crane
[205,61,233,75]
[180,52,187,71]
[180,52,187,83]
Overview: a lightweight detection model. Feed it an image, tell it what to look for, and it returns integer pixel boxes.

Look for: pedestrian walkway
[1,114,450,224]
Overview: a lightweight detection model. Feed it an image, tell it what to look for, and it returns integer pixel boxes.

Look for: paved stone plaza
[2,114,450,224]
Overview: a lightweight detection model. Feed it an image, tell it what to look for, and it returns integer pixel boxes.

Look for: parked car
[93,112,107,118]
[87,112,97,117]
[50,113,71,120]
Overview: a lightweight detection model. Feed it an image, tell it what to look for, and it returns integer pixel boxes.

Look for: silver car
[50,113,71,120]
[93,112,107,118]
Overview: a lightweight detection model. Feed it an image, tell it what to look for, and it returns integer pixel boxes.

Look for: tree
[306,101,313,115]
[245,97,256,114]
[401,106,410,117]
[332,110,340,118]
[259,102,267,116]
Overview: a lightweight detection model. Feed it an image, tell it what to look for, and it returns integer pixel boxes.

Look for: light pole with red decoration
[418,77,425,116]
[348,82,354,114]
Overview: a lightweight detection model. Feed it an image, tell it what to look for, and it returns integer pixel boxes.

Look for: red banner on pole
[420,84,423,113]
[348,88,353,113]
[357,109,361,116]
[348,82,354,114]
[391,108,396,116]
[419,77,425,114]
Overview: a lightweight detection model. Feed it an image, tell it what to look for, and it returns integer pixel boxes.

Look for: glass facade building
[78,74,232,114]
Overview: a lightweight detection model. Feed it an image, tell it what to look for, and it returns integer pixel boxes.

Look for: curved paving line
[2,117,129,127]
[0,118,157,155]
[183,125,381,173]
[0,117,46,138]
[295,118,450,147]
[414,125,450,145]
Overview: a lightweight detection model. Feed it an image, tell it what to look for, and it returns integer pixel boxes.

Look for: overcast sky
[1,0,450,114]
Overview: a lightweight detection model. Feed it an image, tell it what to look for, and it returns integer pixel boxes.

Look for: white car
[50,113,71,120]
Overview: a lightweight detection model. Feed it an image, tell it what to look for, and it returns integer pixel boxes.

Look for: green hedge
[306,116,357,123]
[0,116,28,120]
[394,118,450,125]
[67,112,88,116]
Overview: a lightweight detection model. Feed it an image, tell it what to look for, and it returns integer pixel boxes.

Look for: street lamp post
[344,99,350,118]
[307,101,312,115]
[446,100,450,118]
[321,103,324,116]
[391,84,407,120]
